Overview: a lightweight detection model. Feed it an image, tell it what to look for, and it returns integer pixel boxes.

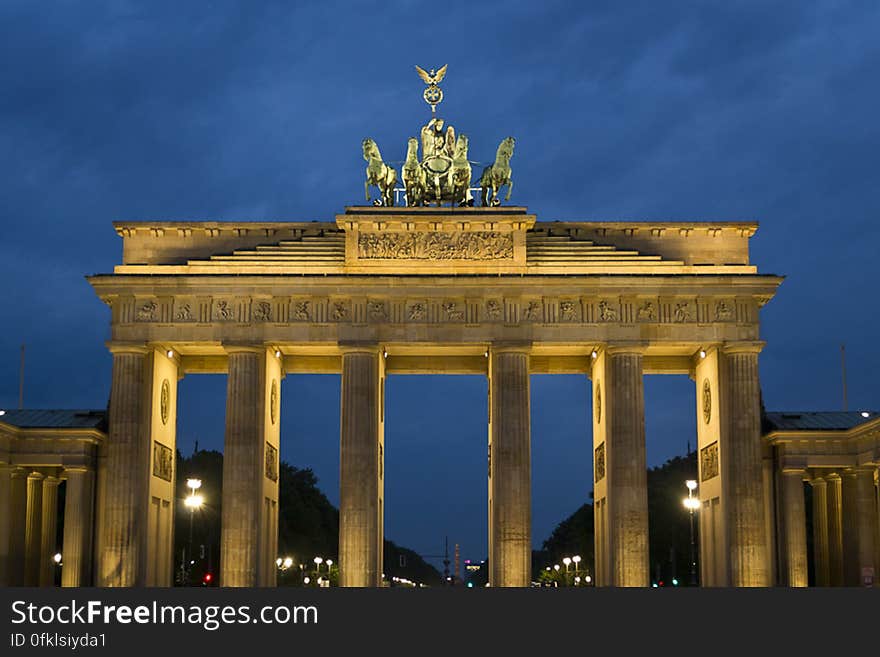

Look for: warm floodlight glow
[283,557,294,569]
[686,480,697,491]
[861,411,870,418]
[553,564,560,571]
[572,555,581,565]
[591,350,598,359]
[186,478,202,491]
[0,410,5,416]
[585,575,592,584]
[275,350,282,359]
[683,497,700,510]
[184,494,204,509]
[699,349,706,359]
[166,349,174,358]
[563,557,571,566]
[53,553,62,564]
[314,556,323,565]
[326,559,333,567]
[276,558,283,567]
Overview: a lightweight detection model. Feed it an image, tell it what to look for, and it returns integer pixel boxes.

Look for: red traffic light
[203,573,213,584]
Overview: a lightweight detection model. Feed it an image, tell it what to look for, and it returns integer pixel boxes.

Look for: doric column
[488,345,531,587]
[826,474,844,586]
[0,464,11,586]
[62,467,95,587]
[220,346,281,587]
[720,343,768,586]
[842,468,878,586]
[99,345,149,586]
[592,345,648,587]
[338,346,384,587]
[39,476,61,587]
[780,469,808,587]
[24,471,45,586]
[810,477,830,587]
[7,468,27,586]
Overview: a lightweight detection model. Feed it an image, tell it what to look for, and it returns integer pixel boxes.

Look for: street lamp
[183,478,203,585]
[314,556,324,573]
[683,479,699,586]
[563,557,572,571]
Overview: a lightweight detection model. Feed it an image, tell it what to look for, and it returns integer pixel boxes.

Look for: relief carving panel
[357,231,513,260]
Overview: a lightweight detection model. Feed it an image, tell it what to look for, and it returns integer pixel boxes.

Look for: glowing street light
[182,477,204,586]
[683,479,699,586]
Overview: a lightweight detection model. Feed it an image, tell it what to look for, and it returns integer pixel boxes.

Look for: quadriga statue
[362,138,397,207]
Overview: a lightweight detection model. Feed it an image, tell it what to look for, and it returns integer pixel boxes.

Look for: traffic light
[203,572,213,586]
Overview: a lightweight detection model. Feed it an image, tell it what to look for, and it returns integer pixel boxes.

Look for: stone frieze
[357,231,513,260]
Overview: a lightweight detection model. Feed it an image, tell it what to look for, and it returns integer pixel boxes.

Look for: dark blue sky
[2,1,878,568]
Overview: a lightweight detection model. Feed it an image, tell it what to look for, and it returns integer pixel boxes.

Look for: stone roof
[0,409,107,430]
[764,411,877,432]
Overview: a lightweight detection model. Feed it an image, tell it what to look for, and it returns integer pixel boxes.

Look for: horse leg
[505,178,513,202]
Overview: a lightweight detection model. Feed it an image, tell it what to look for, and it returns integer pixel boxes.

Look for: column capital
[809,476,828,487]
[337,342,382,355]
[27,471,45,482]
[605,342,649,356]
[10,466,28,479]
[43,475,61,486]
[721,341,765,356]
[222,343,267,355]
[62,465,92,475]
[105,341,150,355]
[489,341,532,355]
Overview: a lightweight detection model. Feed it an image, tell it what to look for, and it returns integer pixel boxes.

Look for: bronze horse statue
[479,137,515,206]
[401,137,426,207]
[363,138,397,207]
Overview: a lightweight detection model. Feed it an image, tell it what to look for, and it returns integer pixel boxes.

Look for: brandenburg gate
[81,67,791,588]
[87,206,782,587]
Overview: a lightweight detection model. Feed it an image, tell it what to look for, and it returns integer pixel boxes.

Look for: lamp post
[683,479,699,586]
[183,478,203,585]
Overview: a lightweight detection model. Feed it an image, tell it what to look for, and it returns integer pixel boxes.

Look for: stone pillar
[99,346,149,586]
[338,346,384,587]
[24,471,45,586]
[780,470,807,587]
[592,345,648,587]
[842,468,878,586]
[0,464,11,586]
[62,467,95,587]
[488,345,531,587]
[39,476,61,587]
[7,468,27,586]
[810,477,830,587]
[720,343,768,586]
[220,346,281,587]
[826,474,844,586]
